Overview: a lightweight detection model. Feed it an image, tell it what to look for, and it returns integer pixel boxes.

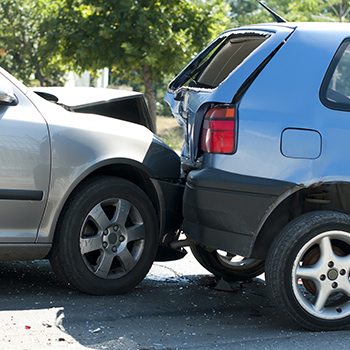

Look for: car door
[0,74,50,243]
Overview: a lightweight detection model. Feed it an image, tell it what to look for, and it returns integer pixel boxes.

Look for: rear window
[321,39,350,111]
[194,34,269,88]
[170,31,270,90]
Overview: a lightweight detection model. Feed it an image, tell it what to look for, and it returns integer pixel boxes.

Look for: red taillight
[200,106,236,154]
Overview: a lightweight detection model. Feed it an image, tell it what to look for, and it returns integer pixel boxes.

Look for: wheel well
[86,164,160,214]
[252,182,350,259]
[49,163,162,256]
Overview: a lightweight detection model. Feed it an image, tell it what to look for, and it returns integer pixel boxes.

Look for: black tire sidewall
[266,211,350,330]
[53,176,159,295]
[191,244,264,280]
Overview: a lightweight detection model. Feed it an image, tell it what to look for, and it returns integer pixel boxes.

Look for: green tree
[228,0,290,26]
[55,0,230,129]
[228,0,350,25]
[0,0,69,86]
[288,0,350,22]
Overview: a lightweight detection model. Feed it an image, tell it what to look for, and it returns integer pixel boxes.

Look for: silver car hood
[27,89,154,166]
[31,86,142,108]
[31,87,155,132]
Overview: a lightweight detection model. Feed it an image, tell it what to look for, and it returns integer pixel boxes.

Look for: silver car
[0,66,183,295]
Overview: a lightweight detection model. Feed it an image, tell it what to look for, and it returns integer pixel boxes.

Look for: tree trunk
[142,63,157,133]
[35,63,45,87]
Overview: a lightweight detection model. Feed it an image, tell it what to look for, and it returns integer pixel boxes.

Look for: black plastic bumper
[152,178,185,262]
[153,179,184,236]
[182,168,295,257]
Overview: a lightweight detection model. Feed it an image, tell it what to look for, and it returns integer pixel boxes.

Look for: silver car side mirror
[0,77,18,106]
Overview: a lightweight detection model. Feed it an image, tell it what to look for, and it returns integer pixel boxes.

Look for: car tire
[49,176,159,295]
[266,210,350,331]
[190,244,264,280]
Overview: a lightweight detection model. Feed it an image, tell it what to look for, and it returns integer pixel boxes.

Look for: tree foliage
[288,0,350,22]
[53,0,230,127]
[228,0,290,26]
[57,0,229,79]
[228,0,350,24]
[0,0,69,86]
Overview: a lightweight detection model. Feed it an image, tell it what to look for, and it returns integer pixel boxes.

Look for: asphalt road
[0,249,349,350]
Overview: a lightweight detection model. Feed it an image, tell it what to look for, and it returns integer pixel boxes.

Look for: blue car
[166,22,350,330]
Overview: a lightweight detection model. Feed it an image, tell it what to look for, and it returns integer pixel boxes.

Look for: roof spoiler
[256,0,287,23]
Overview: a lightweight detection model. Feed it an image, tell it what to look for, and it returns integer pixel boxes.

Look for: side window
[321,39,350,111]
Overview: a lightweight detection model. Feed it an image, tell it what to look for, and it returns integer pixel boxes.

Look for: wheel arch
[39,158,169,245]
[88,161,160,214]
[251,181,350,259]
[82,161,183,243]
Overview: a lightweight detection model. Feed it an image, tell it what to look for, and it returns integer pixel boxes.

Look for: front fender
[36,108,181,243]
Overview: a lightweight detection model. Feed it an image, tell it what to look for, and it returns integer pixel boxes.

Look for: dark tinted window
[321,39,350,111]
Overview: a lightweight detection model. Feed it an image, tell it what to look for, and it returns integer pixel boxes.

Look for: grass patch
[157,116,183,152]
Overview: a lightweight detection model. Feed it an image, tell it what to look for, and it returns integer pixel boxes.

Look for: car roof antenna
[256,0,287,23]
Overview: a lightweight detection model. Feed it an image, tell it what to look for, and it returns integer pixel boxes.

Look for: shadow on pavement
[1,260,347,350]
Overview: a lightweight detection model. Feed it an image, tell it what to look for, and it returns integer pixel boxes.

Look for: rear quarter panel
[165,25,295,163]
[205,25,350,187]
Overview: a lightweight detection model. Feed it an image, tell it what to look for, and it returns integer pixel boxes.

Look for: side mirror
[0,77,18,106]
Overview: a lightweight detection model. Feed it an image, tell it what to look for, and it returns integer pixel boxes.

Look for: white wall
[64,68,109,88]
